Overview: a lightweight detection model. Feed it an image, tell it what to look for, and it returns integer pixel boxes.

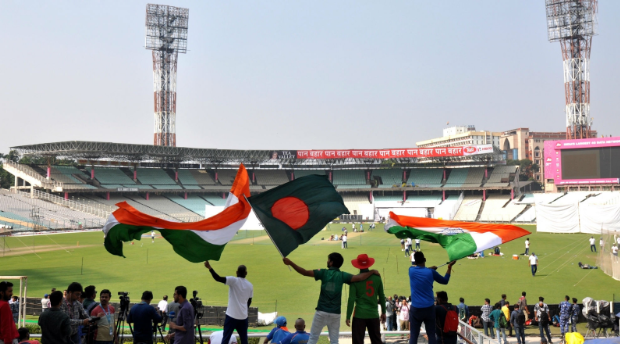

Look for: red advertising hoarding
[296,144,493,160]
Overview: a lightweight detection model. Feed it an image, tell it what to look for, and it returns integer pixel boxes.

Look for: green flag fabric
[247,174,349,257]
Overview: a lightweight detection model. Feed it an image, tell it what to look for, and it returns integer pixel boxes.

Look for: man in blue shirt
[127,291,162,344]
[408,251,455,344]
[264,316,289,344]
[559,295,572,339]
[278,318,310,344]
[167,286,195,344]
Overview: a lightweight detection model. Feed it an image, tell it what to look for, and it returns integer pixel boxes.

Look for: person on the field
[570,298,580,333]
[401,239,405,251]
[529,253,538,276]
[559,295,571,339]
[534,297,552,344]
[278,318,310,344]
[283,253,379,344]
[405,238,412,257]
[415,238,421,251]
[151,230,155,243]
[524,238,530,255]
[434,291,457,344]
[600,237,605,252]
[489,303,507,344]
[264,316,289,344]
[612,243,619,262]
[204,262,253,344]
[481,299,494,339]
[518,292,530,321]
[590,236,597,252]
[510,304,525,344]
[345,254,386,344]
[0,281,19,344]
[409,251,455,344]
[342,234,348,249]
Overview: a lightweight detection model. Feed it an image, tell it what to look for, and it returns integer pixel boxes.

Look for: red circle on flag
[271,197,309,230]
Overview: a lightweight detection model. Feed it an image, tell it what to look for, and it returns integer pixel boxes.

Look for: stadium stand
[443,169,468,188]
[167,195,211,217]
[45,166,97,189]
[215,170,237,185]
[462,168,485,187]
[177,169,217,185]
[182,185,203,190]
[514,206,536,222]
[341,194,370,215]
[292,170,325,179]
[453,195,483,221]
[94,168,136,185]
[407,169,443,188]
[373,194,404,202]
[153,185,184,190]
[202,194,227,206]
[333,170,367,189]
[129,195,197,219]
[478,195,526,222]
[484,165,517,187]
[253,170,289,185]
[136,168,176,185]
[405,194,443,207]
[373,169,404,188]
[433,194,463,220]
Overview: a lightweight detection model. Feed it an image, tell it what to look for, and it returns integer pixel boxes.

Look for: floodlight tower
[145,4,189,147]
[545,0,597,140]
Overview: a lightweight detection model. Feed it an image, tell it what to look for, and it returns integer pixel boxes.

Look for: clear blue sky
[1,1,619,153]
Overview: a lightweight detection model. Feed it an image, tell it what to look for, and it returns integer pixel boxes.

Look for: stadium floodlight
[145,4,189,147]
[545,0,597,140]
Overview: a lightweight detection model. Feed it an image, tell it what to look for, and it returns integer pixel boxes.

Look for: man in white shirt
[158,295,169,328]
[41,294,51,310]
[204,261,254,344]
[209,330,238,344]
[589,236,596,252]
[528,253,538,277]
[600,238,605,252]
[415,239,421,251]
[524,238,530,256]
[342,234,348,249]
[404,238,412,256]
[612,244,619,262]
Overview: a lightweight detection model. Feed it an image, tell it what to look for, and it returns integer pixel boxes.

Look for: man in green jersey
[345,254,386,344]
[284,252,379,344]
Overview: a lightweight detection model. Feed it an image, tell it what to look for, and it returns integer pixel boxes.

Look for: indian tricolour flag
[103,165,251,263]
[385,212,530,261]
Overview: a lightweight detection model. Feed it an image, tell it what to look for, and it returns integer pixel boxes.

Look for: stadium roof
[11,141,503,166]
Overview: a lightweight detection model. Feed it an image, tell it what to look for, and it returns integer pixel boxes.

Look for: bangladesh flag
[247,175,349,257]
[385,212,530,261]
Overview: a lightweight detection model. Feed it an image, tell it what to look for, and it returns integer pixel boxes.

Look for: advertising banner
[296,145,493,160]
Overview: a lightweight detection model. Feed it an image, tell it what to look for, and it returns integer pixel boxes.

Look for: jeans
[514,327,524,344]
[539,324,552,343]
[591,244,597,252]
[525,248,529,255]
[560,316,570,335]
[352,317,381,344]
[495,328,507,344]
[222,315,249,344]
[571,316,578,332]
[409,305,436,344]
[531,264,537,276]
[483,321,495,338]
[308,310,340,344]
[415,243,420,250]
[386,315,395,331]
[405,247,410,256]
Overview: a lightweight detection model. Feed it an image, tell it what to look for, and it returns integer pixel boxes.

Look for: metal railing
[29,189,113,219]
[458,319,494,344]
[4,161,63,189]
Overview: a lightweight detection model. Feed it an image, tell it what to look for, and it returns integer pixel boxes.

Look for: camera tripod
[114,306,133,343]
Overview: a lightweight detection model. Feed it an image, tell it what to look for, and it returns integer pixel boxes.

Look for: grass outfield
[0,224,616,332]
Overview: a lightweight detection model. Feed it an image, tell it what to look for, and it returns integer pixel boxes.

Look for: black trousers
[352,317,382,344]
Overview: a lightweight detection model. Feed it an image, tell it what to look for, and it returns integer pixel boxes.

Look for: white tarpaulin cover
[536,203,580,233]
[579,203,620,234]
[535,202,620,234]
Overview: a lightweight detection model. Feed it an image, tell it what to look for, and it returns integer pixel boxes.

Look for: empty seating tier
[453,196,482,221]
[253,170,289,185]
[408,169,443,188]
[484,166,517,187]
[293,170,325,179]
[136,168,176,185]
[333,170,366,188]
[478,195,526,222]
[373,169,404,188]
[215,170,237,185]
[94,168,136,185]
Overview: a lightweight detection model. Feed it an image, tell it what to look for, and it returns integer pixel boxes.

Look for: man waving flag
[385,212,530,261]
[103,165,251,262]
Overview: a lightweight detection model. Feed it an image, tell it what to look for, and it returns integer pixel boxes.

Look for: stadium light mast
[545,0,597,140]
[145,4,189,147]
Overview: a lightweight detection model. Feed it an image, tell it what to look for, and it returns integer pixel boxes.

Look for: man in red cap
[346,254,386,344]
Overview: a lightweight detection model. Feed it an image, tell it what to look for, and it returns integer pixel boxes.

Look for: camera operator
[90,289,115,344]
[60,282,103,344]
[166,286,194,344]
[127,291,162,344]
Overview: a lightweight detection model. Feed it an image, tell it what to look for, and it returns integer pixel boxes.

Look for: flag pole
[243,195,291,271]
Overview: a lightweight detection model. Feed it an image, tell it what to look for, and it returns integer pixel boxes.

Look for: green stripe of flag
[387,226,478,261]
